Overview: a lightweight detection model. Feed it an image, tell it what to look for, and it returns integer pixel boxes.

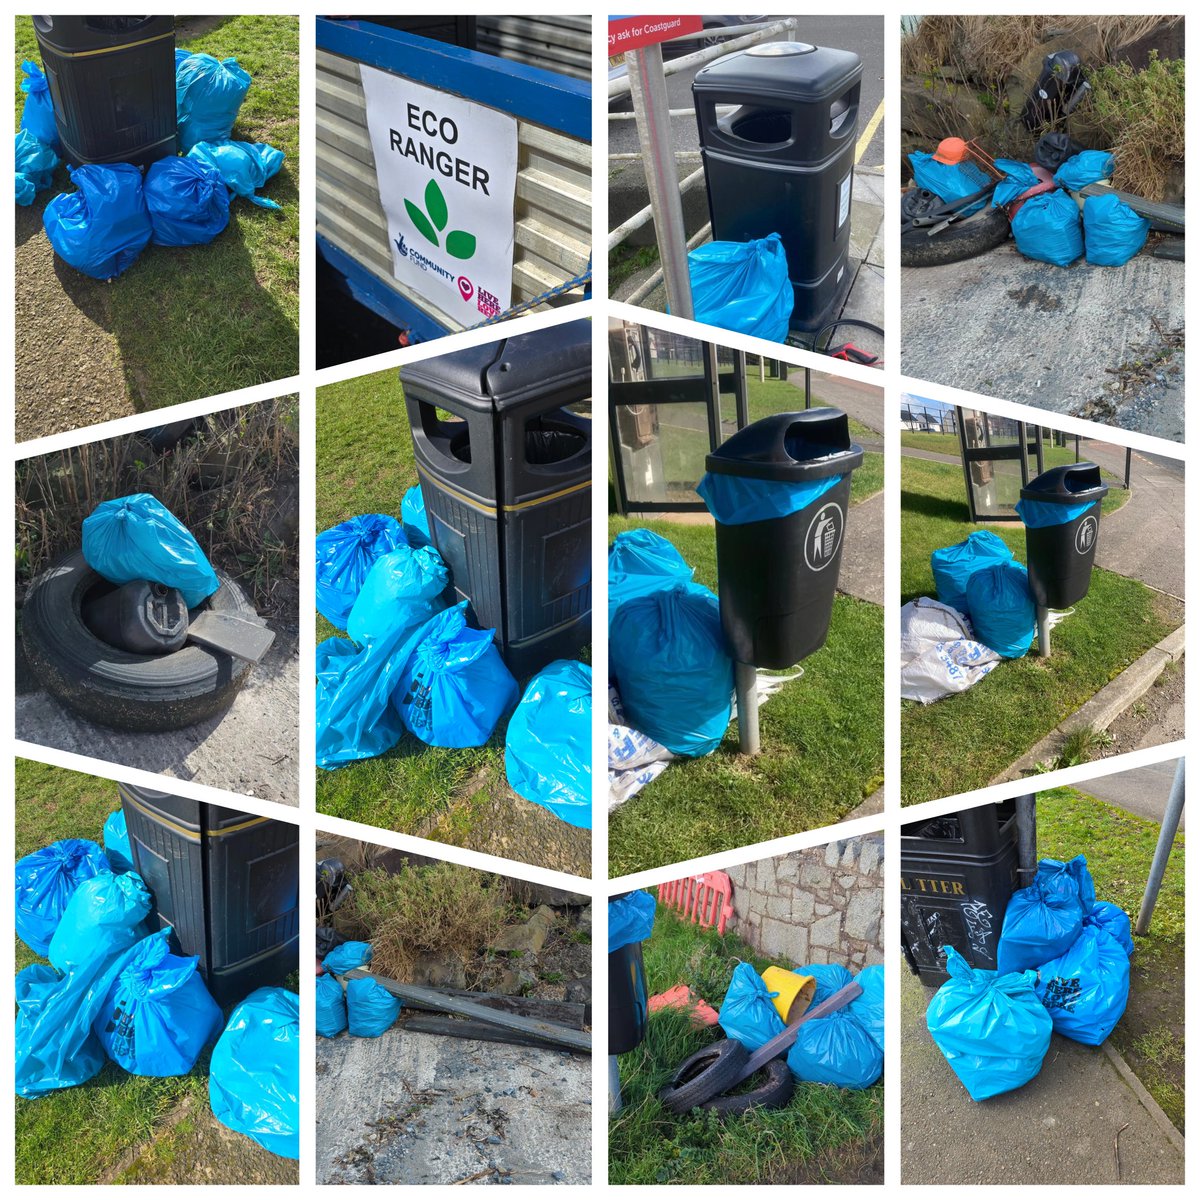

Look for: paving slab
[1074,755,1185,830]
[838,491,884,605]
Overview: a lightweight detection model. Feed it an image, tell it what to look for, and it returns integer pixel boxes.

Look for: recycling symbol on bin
[1075,514,1099,555]
[804,502,845,572]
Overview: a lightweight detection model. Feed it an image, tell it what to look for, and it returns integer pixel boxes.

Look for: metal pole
[735,661,760,755]
[1135,758,1185,935]
[804,367,811,409]
[1125,445,1132,489]
[626,45,693,319]
[609,1055,623,1114]
[1036,606,1051,656]
[1014,793,1037,883]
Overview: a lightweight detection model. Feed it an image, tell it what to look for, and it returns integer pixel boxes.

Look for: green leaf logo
[446,230,476,260]
[425,179,448,232]
[404,178,476,260]
[405,198,439,247]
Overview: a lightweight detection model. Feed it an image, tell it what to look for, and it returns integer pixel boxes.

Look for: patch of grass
[1035,724,1113,772]
[610,243,660,291]
[899,457,1180,804]
[608,518,882,877]
[609,909,882,1185]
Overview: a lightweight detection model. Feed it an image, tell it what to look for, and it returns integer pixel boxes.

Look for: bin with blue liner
[693,42,862,333]
[34,15,178,166]
[399,321,591,679]
[699,408,863,669]
[1017,463,1109,610]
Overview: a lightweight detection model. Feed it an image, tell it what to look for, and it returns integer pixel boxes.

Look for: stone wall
[724,835,884,971]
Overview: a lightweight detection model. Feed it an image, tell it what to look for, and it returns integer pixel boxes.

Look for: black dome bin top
[693,41,862,105]
[705,408,864,483]
[1020,462,1109,505]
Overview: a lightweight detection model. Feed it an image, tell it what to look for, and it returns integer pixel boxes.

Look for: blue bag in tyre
[608,529,694,618]
[187,140,285,209]
[964,560,1036,659]
[786,1007,883,1089]
[346,977,403,1037]
[1084,900,1134,958]
[209,987,300,1159]
[609,581,733,758]
[609,890,656,953]
[15,129,59,206]
[82,493,221,608]
[849,963,884,1052]
[94,929,223,1075]
[504,660,592,829]
[103,809,134,874]
[926,946,1052,1101]
[1083,192,1150,267]
[316,972,347,1037]
[719,962,786,1052]
[43,163,153,280]
[15,838,108,955]
[930,530,1014,617]
[1011,189,1083,267]
[401,484,431,548]
[175,54,252,152]
[996,856,1093,975]
[1034,923,1130,1045]
[19,60,59,150]
[323,941,373,974]
[48,870,152,973]
[144,156,231,246]
[315,513,406,630]
[688,234,794,343]
[346,544,448,647]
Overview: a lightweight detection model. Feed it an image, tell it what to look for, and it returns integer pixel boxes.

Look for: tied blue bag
[926,946,1052,1101]
[43,163,153,279]
[688,234,793,343]
[19,60,59,149]
[787,1007,883,1089]
[324,941,373,974]
[1084,900,1134,958]
[95,932,223,1076]
[1054,150,1114,193]
[997,855,1093,975]
[930,530,1014,616]
[209,987,300,1159]
[103,809,133,874]
[315,513,406,630]
[609,529,694,617]
[316,972,348,1037]
[797,962,855,1005]
[48,870,152,973]
[1083,193,1149,267]
[1035,923,1130,1045]
[697,469,844,527]
[347,544,449,647]
[609,581,733,758]
[909,151,991,214]
[1011,189,1083,267]
[401,484,431,548]
[188,140,285,209]
[849,963,884,1052]
[346,977,403,1037]
[176,54,252,152]
[82,493,220,608]
[16,129,59,206]
[144,157,231,246]
[395,604,519,749]
[505,660,592,828]
[609,890,656,953]
[719,963,786,1052]
[15,838,108,955]
[991,158,1040,209]
[964,561,1036,659]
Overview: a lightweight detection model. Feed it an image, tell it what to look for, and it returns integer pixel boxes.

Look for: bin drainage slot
[729,107,793,145]
[524,418,586,466]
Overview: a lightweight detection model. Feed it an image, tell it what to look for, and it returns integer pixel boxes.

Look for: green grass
[608,519,883,878]
[609,909,882,1185]
[900,457,1181,804]
[15,15,298,412]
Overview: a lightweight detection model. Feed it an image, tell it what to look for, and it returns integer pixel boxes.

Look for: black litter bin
[608,936,649,1055]
[703,408,863,668]
[693,42,862,332]
[1019,463,1109,610]
[118,783,300,1007]
[400,322,591,678]
[34,15,177,166]
[900,802,1019,985]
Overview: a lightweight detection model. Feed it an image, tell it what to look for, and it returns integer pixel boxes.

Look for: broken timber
[404,1014,570,1051]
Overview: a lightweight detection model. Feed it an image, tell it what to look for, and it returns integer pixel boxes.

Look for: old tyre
[700,1057,794,1115]
[900,203,1011,268]
[21,548,257,731]
[658,1038,749,1114]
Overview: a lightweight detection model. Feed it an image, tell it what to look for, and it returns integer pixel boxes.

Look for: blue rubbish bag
[1083,192,1150,267]
[997,856,1093,975]
[143,156,231,246]
[15,838,108,955]
[187,140,285,209]
[504,660,592,828]
[1084,900,1134,958]
[346,977,403,1037]
[925,946,1052,1101]
[688,234,793,343]
[1011,189,1083,267]
[609,890,656,953]
[103,809,133,874]
[608,529,694,617]
[315,513,406,630]
[43,163,154,279]
[787,1007,883,1089]
[395,604,519,749]
[1054,150,1114,193]
[609,581,733,758]
[19,60,58,150]
[719,962,786,1052]
[48,870,152,973]
[795,962,855,1005]
[401,484,431,548]
[95,931,223,1076]
[176,54,252,153]
[930,530,1014,617]
[1034,923,1130,1045]
[323,941,373,974]
[82,493,220,608]
[964,561,1036,659]
[909,151,991,215]
[346,544,448,647]
[849,963,884,1052]
[991,158,1040,209]
[16,129,59,206]
[697,470,845,527]
[175,48,193,70]
[1016,497,1099,528]
[209,987,300,1159]
[316,971,348,1037]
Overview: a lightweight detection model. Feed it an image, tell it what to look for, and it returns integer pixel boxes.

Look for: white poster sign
[359,66,518,322]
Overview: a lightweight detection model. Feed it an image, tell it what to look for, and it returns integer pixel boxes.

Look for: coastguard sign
[360,66,518,321]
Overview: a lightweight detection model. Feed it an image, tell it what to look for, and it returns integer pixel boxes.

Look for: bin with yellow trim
[118,783,300,1006]
[400,320,592,677]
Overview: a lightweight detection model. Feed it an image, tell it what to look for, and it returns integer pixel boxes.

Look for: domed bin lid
[1019,462,1109,505]
[693,41,862,103]
[704,408,864,482]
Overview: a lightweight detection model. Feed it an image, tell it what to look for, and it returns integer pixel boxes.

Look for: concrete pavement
[1073,756,1186,830]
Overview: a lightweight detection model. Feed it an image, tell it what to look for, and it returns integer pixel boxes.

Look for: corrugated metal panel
[315,46,591,333]
[476,16,591,81]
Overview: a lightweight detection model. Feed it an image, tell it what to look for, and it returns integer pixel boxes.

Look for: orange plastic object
[932,136,968,165]
[657,871,735,935]
[648,984,720,1026]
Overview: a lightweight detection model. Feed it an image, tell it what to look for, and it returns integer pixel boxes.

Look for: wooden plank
[426,989,588,1029]
[516,169,591,228]
[404,1014,573,1051]
[518,121,592,165]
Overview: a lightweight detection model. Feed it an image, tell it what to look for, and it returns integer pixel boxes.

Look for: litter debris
[900,597,1000,703]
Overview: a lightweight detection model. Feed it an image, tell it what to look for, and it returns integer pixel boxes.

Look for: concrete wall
[724,835,885,971]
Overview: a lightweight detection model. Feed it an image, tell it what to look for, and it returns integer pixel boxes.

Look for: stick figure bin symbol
[805,503,843,571]
[1076,515,1097,554]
